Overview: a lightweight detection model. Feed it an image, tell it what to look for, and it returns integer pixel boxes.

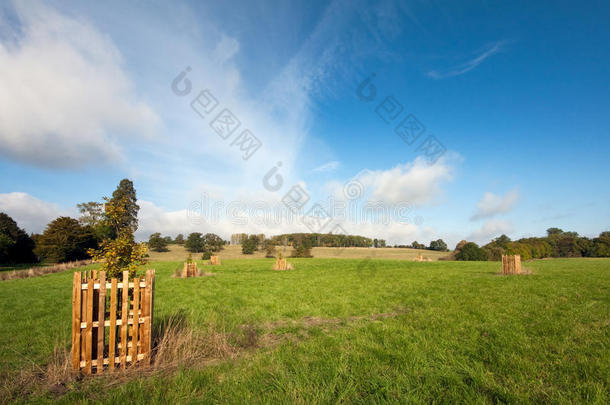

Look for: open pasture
[0,257,608,403]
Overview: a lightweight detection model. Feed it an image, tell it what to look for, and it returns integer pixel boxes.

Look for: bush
[202,251,211,260]
[455,242,488,261]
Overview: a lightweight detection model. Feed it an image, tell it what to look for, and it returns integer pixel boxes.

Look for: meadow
[0,256,608,404]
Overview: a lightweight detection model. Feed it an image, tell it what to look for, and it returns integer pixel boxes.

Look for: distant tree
[163,236,173,244]
[378,239,386,248]
[174,234,185,244]
[454,240,468,252]
[290,235,313,258]
[410,241,426,249]
[35,217,97,263]
[429,239,448,251]
[493,234,511,248]
[373,238,379,248]
[77,202,104,227]
[262,239,277,258]
[202,233,224,252]
[242,234,259,254]
[546,227,564,236]
[148,233,169,252]
[0,213,37,264]
[185,232,204,252]
[455,242,488,261]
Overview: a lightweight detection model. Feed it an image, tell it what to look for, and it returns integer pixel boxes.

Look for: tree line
[454,228,610,261]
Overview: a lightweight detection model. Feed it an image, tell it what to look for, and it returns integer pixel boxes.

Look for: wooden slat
[130,277,140,364]
[109,278,117,370]
[80,353,145,368]
[80,273,87,364]
[146,269,155,364]
[85,275,94,374]
[80,281,146,290]
[120,271,129,369]
[71,272,81,371]
[96,271,106,372]
[140,273,148,362]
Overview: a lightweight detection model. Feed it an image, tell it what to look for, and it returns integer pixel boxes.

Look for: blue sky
[0,0,609,246]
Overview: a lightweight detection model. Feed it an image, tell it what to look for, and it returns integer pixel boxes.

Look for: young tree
[35,217,97,263]
[174,234,185,244]
[88,181,147,278]
[0,213,37,264]
[185,232,204,252]
[148,232,169,252]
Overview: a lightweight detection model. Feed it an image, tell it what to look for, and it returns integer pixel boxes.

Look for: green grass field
[1,257,609,404]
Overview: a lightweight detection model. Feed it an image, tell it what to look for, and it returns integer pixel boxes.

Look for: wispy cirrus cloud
[427,40,505,79]
[312,161,340,173]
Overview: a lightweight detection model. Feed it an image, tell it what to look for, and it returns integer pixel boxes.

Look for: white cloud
[312,161,340,173]
[358,156,455,205]
[0,1,159,168]
[467,220,513,244]
[427,40,505,79]
[471,189,519,220]
[0,192,75,233]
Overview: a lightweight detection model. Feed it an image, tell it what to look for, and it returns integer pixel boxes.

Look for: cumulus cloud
[357,156,455,205]
[471,189,519,220]
[0,1,159,168]
[467,220,513,244]
[0,192,75,233]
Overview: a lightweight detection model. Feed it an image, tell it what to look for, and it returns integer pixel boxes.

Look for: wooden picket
[501,255,522,275]
[71,269,155,374]
[210,255,221,265]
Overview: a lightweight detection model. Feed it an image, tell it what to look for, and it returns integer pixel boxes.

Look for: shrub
[202,251,211,260]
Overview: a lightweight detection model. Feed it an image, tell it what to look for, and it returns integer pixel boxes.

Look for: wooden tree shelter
[72,269,155,374]
[183,261,198,277]
[501,255,522,275]
[210,255,221,265]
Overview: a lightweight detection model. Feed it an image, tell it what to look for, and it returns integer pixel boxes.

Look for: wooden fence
[72,269,155,374]
[183,262,198,277]
[210,255,221,265]
[501,255,522,275]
